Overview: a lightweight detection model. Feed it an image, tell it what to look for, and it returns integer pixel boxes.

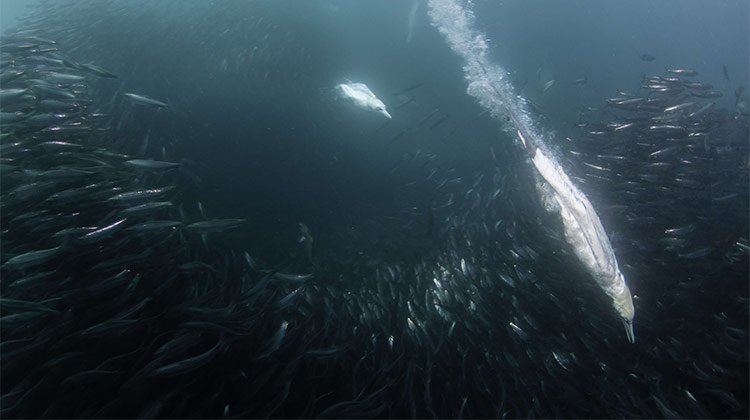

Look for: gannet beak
[622,319,635,344]
[380,109,392,119]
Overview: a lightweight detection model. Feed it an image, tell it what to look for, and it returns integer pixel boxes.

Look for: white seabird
[334,82,391,119]
[514,118,635,343]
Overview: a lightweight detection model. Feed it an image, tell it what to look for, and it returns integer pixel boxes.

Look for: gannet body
[426,0,634,343]
[334,82,391,119]
[516,126,635,343]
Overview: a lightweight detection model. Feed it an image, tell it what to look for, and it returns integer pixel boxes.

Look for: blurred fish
[124,159,180,170]
[109,187,175,204]
[429,114,449,129]
[666,68,698,76]
[298,222,314,264]
[78,62,117,78]
[151,339,228,377]
[126,220,182,232]
[2,245,62,270]
[45,71,85,84]
[187,218,245,233]
[691,90,722,99]
[273,272,313,283]
[542,79,555,92]
[120,201,173,216]
[396,81,425,94]
[255,321,289,359]
[406,0,419,44]
[0,88,31,103]
[124,93,168,108]
[664,102,693,113]
[77,218,128,244]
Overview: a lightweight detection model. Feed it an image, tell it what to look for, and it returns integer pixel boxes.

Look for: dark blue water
[1,0,748,417]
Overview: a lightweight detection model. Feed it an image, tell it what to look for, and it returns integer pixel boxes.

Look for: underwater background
[1,0,748,418]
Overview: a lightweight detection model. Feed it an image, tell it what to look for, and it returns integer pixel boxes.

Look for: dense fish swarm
[1,1,748,418]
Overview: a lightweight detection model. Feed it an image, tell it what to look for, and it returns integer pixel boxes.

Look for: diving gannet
[334,82,392,119]
[513,113,635,343]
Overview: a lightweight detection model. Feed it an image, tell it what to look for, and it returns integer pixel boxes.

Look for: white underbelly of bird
[334,82,391,119]
[517,127,635,343]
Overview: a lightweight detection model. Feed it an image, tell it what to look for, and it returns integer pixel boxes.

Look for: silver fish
[3,246,61,270]
[120,201,173,215]
[124,159,179,170]
[126,220,182,232]
[124,93,168,108]
[186,219,245,233]
[108,187,174,204]
[77,218,128,244]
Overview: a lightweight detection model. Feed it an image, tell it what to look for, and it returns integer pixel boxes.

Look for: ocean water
[1,0,748,418]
